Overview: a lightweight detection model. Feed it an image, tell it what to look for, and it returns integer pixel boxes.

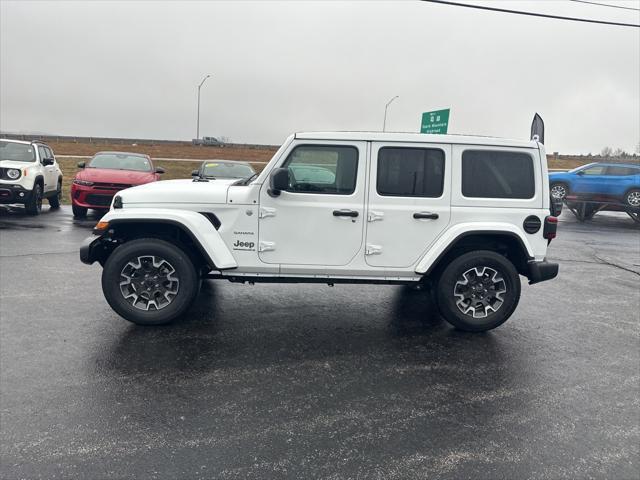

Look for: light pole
[196,74,212,140]
[382,95,399,132]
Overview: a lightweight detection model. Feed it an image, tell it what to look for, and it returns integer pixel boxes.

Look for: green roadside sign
[420,108,450,134]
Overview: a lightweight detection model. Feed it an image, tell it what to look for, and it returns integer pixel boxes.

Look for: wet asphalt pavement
[1,205,639,479]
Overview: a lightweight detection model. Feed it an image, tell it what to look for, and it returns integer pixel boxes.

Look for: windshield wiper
[235,173,258,186]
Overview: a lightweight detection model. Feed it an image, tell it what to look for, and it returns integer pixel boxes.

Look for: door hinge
[365,244,383,255]
[259,207,277,219]
[258,241,276,252]
[367,211,384,222]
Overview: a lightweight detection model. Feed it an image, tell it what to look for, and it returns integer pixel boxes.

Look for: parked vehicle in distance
[192,137,222,146]
[71,152,164,218]
[81,131,559,332]
[549,162,640,207]
[192,160,255,181]
[0,139,63,215]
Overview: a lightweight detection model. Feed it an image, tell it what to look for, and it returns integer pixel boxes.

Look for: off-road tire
[72,203,87,218]
[25,183,43,216]
[49,181,62,209]
[435,250,521,332]
[102,238,199,325]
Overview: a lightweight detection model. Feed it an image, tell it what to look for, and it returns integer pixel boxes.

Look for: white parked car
[0,139,63,215]
[81,132,559,332]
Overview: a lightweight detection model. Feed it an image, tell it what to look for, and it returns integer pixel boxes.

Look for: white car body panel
[118,178,236,205]
[365,142,452,268]
[108,131,552,279]
[257,140,368,266]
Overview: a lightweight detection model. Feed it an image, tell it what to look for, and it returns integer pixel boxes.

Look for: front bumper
[527,260,559,284]
[71,184,118,209]
[80,234,106,265]
[0,184,33,204]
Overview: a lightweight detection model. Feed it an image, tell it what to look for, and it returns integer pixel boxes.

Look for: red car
[71,151,164,217]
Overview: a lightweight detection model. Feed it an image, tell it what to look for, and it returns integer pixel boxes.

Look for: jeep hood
[0,160,35,169]
[117,179,236,205]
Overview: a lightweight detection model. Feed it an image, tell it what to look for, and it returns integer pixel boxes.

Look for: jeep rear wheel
[102,238,199,325]
[435,250,521,332]
[25,183,43,215]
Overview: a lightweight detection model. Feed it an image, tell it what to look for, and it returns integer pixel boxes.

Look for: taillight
[544,216,558,241]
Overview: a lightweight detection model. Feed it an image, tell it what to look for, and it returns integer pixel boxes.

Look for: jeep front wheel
[435,250,521,332]
[101,238,199,325]
[25,183,43,215]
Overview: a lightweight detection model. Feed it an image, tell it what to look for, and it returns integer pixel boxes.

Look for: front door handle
[333,209,359,218]
[413,212,439,220]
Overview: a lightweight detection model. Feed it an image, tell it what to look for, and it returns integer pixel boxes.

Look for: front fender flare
[97,208,237,269]
[415,222,534,274]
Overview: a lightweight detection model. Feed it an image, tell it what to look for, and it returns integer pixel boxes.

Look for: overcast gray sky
[1,0,638,153]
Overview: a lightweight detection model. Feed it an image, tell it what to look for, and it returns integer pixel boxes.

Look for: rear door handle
[413,212,439,220]
[333,209,359,218]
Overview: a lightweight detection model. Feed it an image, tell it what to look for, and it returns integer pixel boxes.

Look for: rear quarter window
[462,150,535,199]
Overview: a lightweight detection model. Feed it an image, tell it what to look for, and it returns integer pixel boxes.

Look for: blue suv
[549,162,640,208]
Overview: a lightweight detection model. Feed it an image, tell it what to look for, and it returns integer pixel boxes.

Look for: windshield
[568,163,595,173]
[88,153,152,172]
[0,141,36,162]
[201,162,254,179]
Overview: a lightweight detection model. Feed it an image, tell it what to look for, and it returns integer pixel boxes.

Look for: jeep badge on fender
[233,240,255,250]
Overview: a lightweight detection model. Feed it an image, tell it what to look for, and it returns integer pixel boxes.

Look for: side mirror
[576,170,585,176]
[77,161,86,168]
[42,158,54,166]
[268,168,289,197]
[191,169,200,177]
[155,167,165,174]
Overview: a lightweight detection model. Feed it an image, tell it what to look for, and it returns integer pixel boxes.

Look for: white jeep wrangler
[81,132,559,332]
[0,139,63,215]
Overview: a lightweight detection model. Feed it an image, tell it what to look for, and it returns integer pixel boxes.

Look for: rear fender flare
[415,223,534,274]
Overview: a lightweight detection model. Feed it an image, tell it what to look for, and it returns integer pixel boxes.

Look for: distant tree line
[598,145,639,158]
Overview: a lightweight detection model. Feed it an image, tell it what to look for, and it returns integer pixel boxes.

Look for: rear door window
[606,165,639,176]
[462,150,535,199]
[377,147,445,197]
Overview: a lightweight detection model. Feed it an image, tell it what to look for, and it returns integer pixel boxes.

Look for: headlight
[73,179,94,186]
[6,169,21,180]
